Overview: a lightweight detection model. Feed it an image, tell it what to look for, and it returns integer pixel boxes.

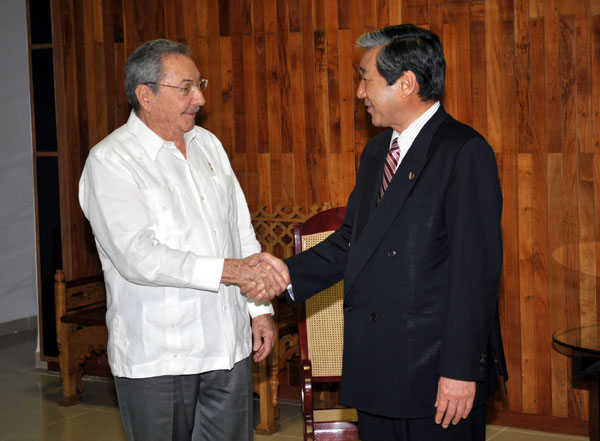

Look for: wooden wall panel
[530,16,551,418]
[518,153,535,414]
[50,0,600,434]
[548,152,568,419]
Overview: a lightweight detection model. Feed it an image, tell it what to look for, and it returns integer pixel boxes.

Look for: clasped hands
[222,253,289,301]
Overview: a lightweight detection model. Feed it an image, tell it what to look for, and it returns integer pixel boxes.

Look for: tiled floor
[0,330,589,441]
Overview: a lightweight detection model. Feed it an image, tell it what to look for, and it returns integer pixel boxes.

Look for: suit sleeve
[284,196,355,305]
[283,139,376,305]
[438,137,503,381]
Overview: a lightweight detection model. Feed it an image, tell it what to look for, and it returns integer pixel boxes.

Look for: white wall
[0,0,37,325]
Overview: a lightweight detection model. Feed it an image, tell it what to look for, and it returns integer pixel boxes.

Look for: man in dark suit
[253,23,507,441]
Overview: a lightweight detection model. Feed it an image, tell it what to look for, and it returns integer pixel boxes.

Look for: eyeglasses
[146,77,208,96]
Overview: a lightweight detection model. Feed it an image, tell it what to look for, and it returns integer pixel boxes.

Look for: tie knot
[390,137,400,152]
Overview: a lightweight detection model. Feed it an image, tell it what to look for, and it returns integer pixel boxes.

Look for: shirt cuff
[190,256,225,292]
[247,300,275,318]
[286,284,294,301]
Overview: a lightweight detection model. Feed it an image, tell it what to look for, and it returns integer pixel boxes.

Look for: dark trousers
[114,357,253,441]
[358,404,486,441]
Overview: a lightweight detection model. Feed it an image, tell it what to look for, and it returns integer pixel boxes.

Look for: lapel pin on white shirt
[408,171,415,180]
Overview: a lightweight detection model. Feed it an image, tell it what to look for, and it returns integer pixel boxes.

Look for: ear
[397,70,418,98]
[135,84,154,112]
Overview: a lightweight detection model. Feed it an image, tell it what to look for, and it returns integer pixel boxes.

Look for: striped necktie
[378,137,401,201]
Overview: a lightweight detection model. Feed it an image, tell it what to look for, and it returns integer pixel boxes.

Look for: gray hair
[356,24,445,101]
[124,39,190,110]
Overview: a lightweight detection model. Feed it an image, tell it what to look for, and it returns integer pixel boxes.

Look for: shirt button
[200,196,205,201]
[173,354,178,358]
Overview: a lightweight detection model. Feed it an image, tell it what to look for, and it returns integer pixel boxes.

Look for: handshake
[222,253,290,301]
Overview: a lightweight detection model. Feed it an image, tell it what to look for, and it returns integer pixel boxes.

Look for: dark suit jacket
[285,106,507,419]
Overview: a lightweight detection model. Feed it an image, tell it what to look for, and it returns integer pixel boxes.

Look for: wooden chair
[294,207,360,441]
[54,269,108,405]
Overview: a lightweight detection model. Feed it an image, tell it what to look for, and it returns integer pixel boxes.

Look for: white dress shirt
[79,111,273,378]
[389,101,440,167]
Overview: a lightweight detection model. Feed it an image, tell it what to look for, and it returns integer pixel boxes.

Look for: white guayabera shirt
[79,111,272,378]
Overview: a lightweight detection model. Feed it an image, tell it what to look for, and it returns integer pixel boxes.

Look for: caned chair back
[293,207,360,441]
[300,231,344,379]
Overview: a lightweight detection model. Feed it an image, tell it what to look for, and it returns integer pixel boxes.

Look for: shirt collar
[126,110,197,161]
[390,100,440,149]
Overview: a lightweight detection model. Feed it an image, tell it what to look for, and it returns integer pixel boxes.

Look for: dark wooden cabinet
[28,0,62,361]
[28,0,102,363]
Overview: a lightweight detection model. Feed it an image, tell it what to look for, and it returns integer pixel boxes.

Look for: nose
[356,79,366,99]
[192,88,206,106]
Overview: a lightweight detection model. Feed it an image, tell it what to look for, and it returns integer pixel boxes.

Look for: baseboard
[35,349,47,369]
[486,409,588,437]
[0,316,37,336]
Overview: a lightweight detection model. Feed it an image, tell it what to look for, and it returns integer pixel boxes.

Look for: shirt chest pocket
[210,175,235,219]
[141,187,179,235]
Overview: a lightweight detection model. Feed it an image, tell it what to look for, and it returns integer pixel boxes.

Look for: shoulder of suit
[440,114,483,137]
[436,115,487,147]
[420,114,496,167]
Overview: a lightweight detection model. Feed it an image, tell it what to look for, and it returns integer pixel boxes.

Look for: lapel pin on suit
[408,171,415,180]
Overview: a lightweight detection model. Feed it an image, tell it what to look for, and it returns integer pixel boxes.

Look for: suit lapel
[352,130,391,242]
[344,107,449,293]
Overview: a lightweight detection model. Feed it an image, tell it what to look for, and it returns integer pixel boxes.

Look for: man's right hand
[221,253,289,301]
[243,253,290,299]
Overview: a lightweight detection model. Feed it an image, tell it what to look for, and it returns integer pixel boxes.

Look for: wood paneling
[50,0,600,434]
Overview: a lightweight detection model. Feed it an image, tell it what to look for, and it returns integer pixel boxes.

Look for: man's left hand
[434,377,476,428]
[251,314,275,362]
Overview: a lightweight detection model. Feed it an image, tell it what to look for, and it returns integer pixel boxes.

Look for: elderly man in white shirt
[79,39,289,441]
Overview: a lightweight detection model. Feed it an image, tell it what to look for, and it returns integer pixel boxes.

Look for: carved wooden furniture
[54,269,108,406]
[293,207,360,441]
